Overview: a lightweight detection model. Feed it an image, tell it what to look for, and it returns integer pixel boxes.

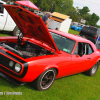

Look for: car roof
[49,29,93,43]
[49,29,97,51]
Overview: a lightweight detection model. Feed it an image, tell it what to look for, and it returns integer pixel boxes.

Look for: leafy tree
[32,0,73,14]
[31,0,100,26]
[85,21,89,25]
[79,6,90,16]
[89,13,100,26]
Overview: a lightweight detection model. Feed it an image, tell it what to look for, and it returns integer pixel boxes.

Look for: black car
[79,25,100,49]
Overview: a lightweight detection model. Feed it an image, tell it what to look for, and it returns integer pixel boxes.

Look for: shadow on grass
[0,31,13,36]
[0,71,89,91]
[0,76,37,91]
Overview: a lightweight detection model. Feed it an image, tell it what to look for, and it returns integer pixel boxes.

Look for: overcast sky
[73,0,100,25]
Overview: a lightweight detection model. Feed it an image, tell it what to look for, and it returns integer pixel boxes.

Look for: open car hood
[3,4,59,53]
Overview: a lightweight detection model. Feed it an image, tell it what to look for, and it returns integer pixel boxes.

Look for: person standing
[42,13,52,27]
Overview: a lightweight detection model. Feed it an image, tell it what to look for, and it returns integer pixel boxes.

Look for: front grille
[0,54,17,73]
[0,49,28,78]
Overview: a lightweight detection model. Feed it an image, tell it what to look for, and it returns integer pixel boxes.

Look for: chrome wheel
[32,68,57,91]
[84,62,99,76]
[40,70,55,90]
[91,63,98,75]
[15,29,21,36]
[13,26,23,36]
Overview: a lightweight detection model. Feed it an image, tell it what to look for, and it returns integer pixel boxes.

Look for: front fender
[20,59,59,82]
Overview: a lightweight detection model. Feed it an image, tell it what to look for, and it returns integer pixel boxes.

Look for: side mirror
[78,43,83,57]
[79,51,83,57]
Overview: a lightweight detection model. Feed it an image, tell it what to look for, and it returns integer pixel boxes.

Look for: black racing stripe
[0,63,28,78]
[0,49,26,63]
[0,49,28,78]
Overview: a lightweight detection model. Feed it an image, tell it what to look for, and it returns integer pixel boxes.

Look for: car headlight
[9,61,14,67]
[15,63,21,72]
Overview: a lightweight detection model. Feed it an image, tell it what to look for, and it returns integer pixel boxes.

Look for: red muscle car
[0,4,100,91]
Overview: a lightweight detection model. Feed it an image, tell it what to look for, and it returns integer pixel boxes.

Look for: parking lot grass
[0,31,12,36]
[68,29,79,35]
[0,29,100,100]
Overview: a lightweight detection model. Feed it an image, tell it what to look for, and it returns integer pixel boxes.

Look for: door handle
[87,58,91,59]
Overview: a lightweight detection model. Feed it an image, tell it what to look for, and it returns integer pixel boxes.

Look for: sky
[73,0,100,25]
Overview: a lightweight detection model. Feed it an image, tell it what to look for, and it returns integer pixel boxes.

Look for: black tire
[84,62,99,76]
[32,68,57,91]
[13,26,23,36]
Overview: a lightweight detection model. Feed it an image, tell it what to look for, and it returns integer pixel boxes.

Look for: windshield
[50,32,76,54]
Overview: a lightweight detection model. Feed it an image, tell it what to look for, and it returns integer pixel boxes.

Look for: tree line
[31,0,100,28]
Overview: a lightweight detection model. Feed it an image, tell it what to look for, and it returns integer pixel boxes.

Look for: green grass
[0,30,100,100]
[0,31,12,36]
[68,29,80,35]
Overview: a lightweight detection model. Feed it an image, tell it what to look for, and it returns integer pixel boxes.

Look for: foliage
[89,13,99,26]
[32,0,99,26]
[32,0,73,14]
[75,6,100,26]
[6,0,100,27]
[95,25,100,28]
[79,6,90,16]
[85,21,89,25]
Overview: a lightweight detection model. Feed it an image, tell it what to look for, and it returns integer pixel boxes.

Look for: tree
[32,0,73,14]
[79,6,90,17]
[89,13,100,26]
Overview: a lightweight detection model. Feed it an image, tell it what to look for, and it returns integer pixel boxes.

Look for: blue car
[70,25,82,31]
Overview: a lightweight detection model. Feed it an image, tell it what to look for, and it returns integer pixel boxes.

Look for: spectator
[42,13,52,27]
[55,28,59,30]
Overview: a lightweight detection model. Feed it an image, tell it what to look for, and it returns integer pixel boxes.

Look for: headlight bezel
[14,63,22,73]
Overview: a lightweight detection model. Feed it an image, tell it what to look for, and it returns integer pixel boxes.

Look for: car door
[70,42,94,74]
[0,2,7,30]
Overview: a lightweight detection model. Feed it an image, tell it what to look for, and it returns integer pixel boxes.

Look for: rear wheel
[32,68,57,91]
[84,62,99,76]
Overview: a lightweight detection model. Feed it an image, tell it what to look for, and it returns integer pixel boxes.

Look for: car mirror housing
[79,52,83,57]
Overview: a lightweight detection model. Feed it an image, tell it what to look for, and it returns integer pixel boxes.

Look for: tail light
[79,31,81,35]
[94,35,97,39]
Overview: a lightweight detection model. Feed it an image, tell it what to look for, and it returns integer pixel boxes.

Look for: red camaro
[0,4,100,91]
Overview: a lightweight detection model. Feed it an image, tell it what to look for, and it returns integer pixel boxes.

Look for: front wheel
[32,68,57,91]
[84,62,99,76]
[13,26,23,36]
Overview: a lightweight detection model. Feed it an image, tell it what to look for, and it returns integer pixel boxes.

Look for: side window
[88,45,93,54]
[74,42,94,55]
[0,3,4,13]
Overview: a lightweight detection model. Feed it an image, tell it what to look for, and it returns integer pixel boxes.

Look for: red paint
[0,4,100,84]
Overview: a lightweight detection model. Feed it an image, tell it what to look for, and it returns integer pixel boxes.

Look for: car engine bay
[0,39,53,59]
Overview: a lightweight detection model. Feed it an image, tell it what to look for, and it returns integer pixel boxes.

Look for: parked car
[0,0,16,35]
[79,25,100,49]
[1,4,100,91]
[0,0,39,36]
[70,23,84,31]
[34,10,44,18]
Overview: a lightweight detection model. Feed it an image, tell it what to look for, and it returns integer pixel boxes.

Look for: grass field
[0,29,100,100]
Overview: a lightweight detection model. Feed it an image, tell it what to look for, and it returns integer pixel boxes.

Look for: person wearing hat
[42,13,52,27]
